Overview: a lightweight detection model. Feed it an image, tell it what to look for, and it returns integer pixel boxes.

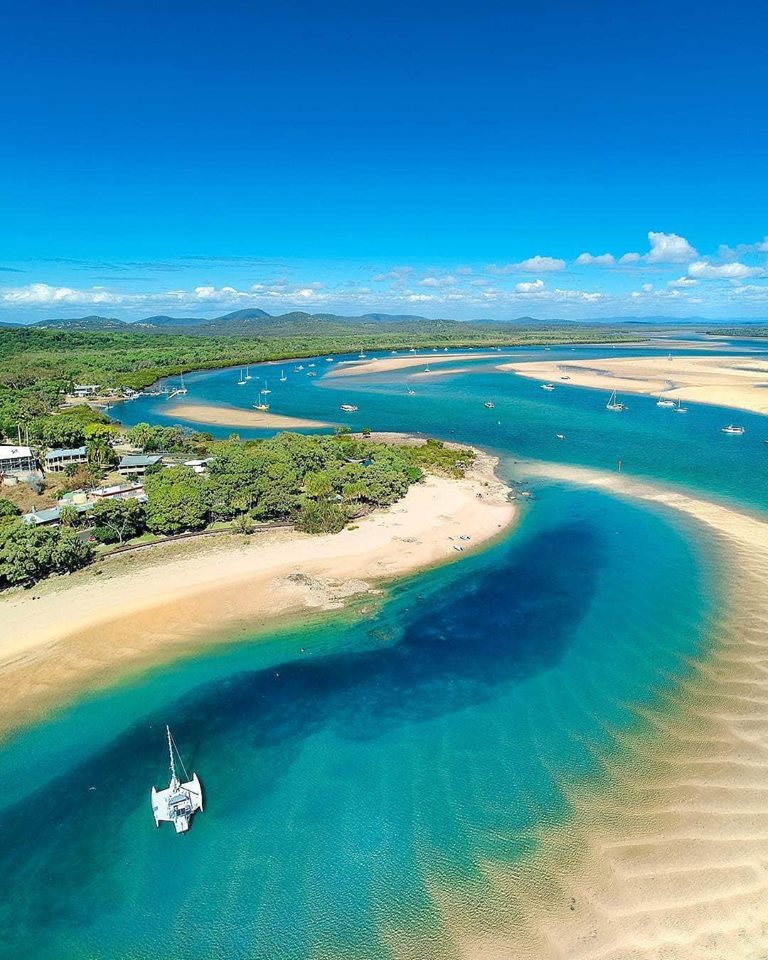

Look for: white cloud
[646,231,698,264]
[687,260,762,280]
[487,255,565,275]
[418,274,457,288]
[618,252,641,264]
[575,252,615,266]
[668,276,698,288]
[514,279,545,293]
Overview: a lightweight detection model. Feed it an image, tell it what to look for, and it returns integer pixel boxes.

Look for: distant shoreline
[0,441,516,741]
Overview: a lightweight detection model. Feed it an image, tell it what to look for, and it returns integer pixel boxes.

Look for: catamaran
[721,424,745,435]
[150,726,203,834]
[606,389,626,412]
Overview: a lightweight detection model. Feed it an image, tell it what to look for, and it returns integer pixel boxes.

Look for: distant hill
[32,314,129,331]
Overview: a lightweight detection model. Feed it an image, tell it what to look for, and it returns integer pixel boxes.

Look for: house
[90,482,147,503]
[118,454,163,478]
[0,444,37,476]
[44,446,88,473]
[72,384,100,398]
[183,458,213,475]
[23,501,93,527]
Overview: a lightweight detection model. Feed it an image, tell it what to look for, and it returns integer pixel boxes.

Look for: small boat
[245,367,253,380]
[150,726,203,834]
[262,381,271,394]
[407,389,416,396]
[308,363,316,368]
[721,424,745,435]
[326,357,334,362]
[606,389,626,412]
[541,383,555,391]
[237,369,247,386]
[358,349,367,359]
[484,401,495,409]
[673,398,688,414]
[561,375,571,380]
[656,396,675,408]
[555,433,566,440]
[279,370,287,382]
[340,404,358,413]
[424,366,431,373]
[167,373,188,399]
[254,391,270,411]
[294,365,304,372]
[307,371,316,377]
[453,544,464,552]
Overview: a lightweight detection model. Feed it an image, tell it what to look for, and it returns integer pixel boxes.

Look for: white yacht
[167,372,188,399]
[484,401,495,409]
[340,403,358,412]
[673,398,688,413]
[151,726,203,834]
[541,383,555,391]
[656,395,675,408]
[606,389,626,412]
[721,424,745,435]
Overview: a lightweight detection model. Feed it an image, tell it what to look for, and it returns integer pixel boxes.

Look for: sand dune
[502,354,768,416]
[449,462,768,960]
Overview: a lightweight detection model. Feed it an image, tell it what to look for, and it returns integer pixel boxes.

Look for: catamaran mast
[166,725,177,784]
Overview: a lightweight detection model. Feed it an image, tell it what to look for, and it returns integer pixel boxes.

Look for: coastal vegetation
[0,431,473,588]
[0,324,642,440]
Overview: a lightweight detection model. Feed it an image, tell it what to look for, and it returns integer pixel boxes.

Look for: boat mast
[166,725,177,784]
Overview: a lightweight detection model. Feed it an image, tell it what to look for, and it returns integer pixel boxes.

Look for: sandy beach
[452,461,768,960]
[164,402,330,429]
[328,352,499,378]
[503,354,768,416]
[0,448,515,739]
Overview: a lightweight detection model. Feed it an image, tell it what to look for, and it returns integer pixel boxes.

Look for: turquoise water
[0,340,762,958]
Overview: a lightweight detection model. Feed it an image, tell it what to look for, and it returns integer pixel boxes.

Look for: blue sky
[1,0,767,322]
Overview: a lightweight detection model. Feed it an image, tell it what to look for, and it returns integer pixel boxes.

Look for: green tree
[303,470,333,500]
[58,504,80,528]
[144,466,209,534]
[295,500,348,534]
[91,497,147,544]
[0,499,21,525]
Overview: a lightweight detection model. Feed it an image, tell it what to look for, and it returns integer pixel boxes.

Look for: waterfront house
[44,446,88,473]
[72,384,100,398]
[118,454,163,478]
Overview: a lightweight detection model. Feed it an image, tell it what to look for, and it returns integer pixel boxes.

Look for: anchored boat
[151,726,203,833]
[721,424,745,435]
[340,403,358,412]
[606,389,626,412]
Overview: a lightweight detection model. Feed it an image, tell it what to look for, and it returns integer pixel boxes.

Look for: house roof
[119,454,163,468]
[45,446,87,460]
[0,445,34,460]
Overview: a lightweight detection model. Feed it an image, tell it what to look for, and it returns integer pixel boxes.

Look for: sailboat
[606,389,626,412]
[150,726,203,833]
[254,391,270,411]
[245,366,253,380]
[279,370,287,382]
[236,369,247,386]
[541,383,555,391]
[673,397,688,413]
[656,395,675,408]
[262,380,271,395]
[167,372,188,399]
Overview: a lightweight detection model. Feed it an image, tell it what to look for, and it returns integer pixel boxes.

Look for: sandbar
[502,354,768,416]
[328,352,499,378]
[0,445,515,739]
[164,402,330,429]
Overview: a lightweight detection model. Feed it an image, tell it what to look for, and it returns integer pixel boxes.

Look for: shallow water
[1,339,763,958]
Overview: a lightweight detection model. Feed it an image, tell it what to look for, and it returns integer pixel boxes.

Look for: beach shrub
[295,500,349,534]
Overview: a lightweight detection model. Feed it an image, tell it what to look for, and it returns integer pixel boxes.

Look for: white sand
[164,402,330,429]
[502,354,768,416]
[327,352,499,378]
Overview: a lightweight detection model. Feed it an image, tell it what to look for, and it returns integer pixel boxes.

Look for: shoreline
[502,354,768,416]
[0,443,516,741]
[460,459,768,960]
